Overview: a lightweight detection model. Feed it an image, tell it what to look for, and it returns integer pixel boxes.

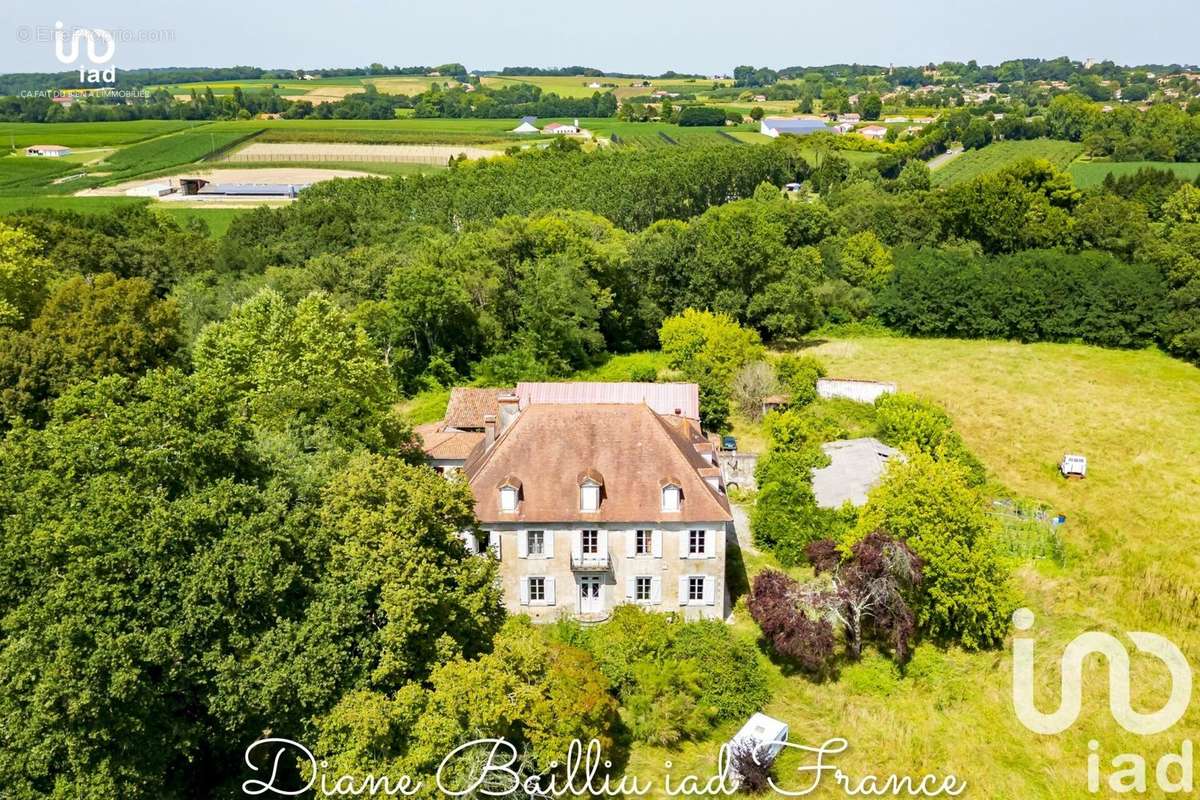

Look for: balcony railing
[570,552,611,571]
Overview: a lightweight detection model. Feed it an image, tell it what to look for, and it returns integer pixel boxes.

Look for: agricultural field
[621,336,1200,799]
[931,138,1084,185]
[0,153,79,193]
[205,117,527,145]
[0,119,201,148]
[95,126,261,181]
[1067,159,1200,187]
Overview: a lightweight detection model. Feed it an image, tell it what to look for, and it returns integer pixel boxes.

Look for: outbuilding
[759,117,829,138]
[25,144,71,157]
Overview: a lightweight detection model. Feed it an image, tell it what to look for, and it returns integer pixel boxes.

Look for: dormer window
[498,475,522,512]
[578,469,604,512]
[661,478,681,512]
[581,484,599,512]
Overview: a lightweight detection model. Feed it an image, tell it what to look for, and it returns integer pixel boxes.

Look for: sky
[2,0,1198,75]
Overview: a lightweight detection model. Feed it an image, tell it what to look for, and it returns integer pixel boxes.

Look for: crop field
[97,127,261,180]
[481,74,617,98]
[203,118,527,145]
[0,120,201,148]
[931,138,1084,185]
[621,336,1200,800]
[0,154,79,193]
[1067,159,1200,187]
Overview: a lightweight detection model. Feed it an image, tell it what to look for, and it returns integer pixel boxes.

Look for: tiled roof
[415,423,485,461]
[465,403,731,524]
[442,387,508,430]
[515,382,699,421]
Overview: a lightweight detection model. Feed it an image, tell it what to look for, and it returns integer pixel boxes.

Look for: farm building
[25,144,71,157]
[811,438,904,509]
[759,118,830,138]
[833,122,856,134]
[858,125,889,141]
[512,116,539,133]
[838,112,861,123]
[816,378,896,404]
[177,176,310,199]
[544,121,580,134]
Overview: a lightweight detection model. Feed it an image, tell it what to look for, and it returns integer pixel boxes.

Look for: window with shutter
[635,529,651,555]
[500,487,518,512]
[635,576,652,602]
[688,576,705,603]
[527,530,545,557]
[528,577,546,603]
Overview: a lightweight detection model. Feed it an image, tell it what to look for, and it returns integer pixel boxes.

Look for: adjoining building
[858,125,889,141]
[418,382,731,622]
[25,144,71,157]
[811,438,904,509]
[759,118,830,138]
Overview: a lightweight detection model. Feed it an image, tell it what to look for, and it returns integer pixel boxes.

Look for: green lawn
[1067,160,1200,188]
[932,139,1084,186]
[624,337,1199,799]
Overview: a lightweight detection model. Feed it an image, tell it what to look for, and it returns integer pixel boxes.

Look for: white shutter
[544,530,555,559]
[625,531,636,558]
[704,576,716,606]
[704,529,715,559]
[598,529,609,558]
[571,530,582,563]
[545,577,556,606]
[652,530,663,558]
[678,576,689,606]
[626,576,636,601]
[519,577,530,606]
[678,530,689,559]
[517,530,528,559]
[651,576,662,604]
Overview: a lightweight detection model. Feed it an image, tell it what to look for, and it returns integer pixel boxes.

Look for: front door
[579,576,602,614]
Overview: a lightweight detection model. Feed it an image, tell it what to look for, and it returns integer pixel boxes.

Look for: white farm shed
[817,378,896,404]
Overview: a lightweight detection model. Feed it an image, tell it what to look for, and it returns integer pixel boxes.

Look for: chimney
[498,393,519,434]
[484,414,497,449]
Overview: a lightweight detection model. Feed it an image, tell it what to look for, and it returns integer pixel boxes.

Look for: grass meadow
[932,139,1084,186]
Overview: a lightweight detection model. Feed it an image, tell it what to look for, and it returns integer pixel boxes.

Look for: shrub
[853,453,1014,650]
[729,740,777,794]
[667,620,769,719]
[678,106,728,127]
[621,659,716,746]
[774,354,826,406]
[732,361,777,419]
[747,570,835,675]
[874,393,986,485]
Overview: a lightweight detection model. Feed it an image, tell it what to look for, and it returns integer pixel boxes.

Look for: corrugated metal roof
[764,118,829,132]
[515,381,699,421]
